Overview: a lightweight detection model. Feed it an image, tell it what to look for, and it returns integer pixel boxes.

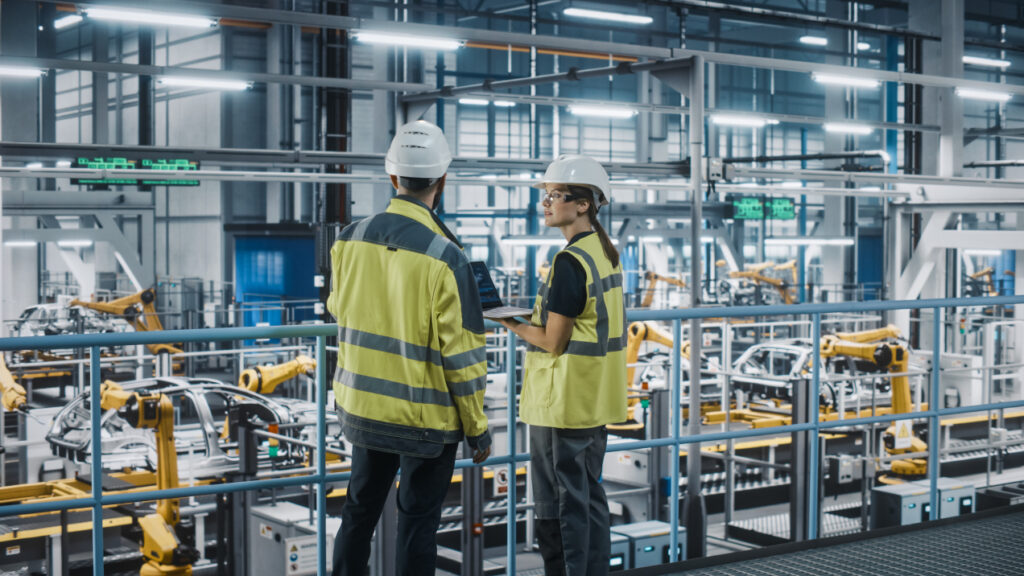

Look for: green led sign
[71,157,200,187]
[766,198,795,220]
[731,197,764,220]
[728,196,796,220]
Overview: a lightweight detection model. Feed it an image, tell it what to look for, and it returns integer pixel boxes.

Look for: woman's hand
[496,317,521,330]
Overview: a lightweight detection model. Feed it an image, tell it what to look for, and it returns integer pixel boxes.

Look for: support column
[1,0,41,324]
[820,1,848,293]
[910,0,964,178]
[266,22,284,224]
[93,25,109,145]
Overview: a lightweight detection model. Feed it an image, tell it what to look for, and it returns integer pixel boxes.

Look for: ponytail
[587,204,619,269]
[568,185,619,267]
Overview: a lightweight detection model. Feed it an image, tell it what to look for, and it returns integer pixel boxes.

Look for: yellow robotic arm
[640,271,687,308]
[818,337,926,478]
[0,356,27,412]
[726,262,795,304]
[832,324,901,344]
[626,322,691,390]
[99,382,197,575]
[239,354,316,394]
[969,267,999,297]
[71,289,183,356]
[774,259,798,286]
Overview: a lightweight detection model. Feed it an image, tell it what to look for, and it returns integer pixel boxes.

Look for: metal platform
[726,504,862,545]
[625,504,1024,576]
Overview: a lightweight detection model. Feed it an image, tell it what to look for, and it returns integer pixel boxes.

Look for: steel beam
[931,230,1024,250]
[0,55,428,93]
[27,1,1024,98]
[414,91,939,134]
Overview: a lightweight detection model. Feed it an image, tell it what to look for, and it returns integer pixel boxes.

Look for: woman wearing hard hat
[497,154,627,575]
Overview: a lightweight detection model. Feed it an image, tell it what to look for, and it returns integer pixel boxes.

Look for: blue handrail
[0,293,1021,576]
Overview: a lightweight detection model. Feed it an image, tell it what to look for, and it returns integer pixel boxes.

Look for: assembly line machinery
[0,295,1022,573]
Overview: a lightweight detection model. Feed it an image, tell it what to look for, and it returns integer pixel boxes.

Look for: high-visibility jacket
[520,233,628,428]
[328,196,491,457]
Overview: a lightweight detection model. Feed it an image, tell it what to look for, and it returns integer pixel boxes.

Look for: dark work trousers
[530,425,610,576]
[332,442,458,576]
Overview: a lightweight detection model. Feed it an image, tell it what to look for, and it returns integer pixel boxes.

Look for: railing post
[808,313,822,540]
[506,330,518,574]
[929,307,941,518]
[669,318,681,562]
[316,335,327,575]
[90,346,104,576]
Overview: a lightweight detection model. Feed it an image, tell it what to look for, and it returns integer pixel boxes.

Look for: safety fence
[0,294,1023,575]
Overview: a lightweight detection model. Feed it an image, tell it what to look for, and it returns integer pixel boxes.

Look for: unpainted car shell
[46,377,339,479]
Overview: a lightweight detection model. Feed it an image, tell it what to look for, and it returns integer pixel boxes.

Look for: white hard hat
[535,154,610,208]
[385,120,453,179]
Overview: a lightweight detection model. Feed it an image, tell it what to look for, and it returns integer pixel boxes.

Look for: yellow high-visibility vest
[328,196,490,457]
[520,233,627,428]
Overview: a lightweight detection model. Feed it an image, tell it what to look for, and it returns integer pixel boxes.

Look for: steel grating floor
[635,505,1024,576]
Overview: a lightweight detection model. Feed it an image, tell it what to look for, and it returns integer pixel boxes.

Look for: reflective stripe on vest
[520,234,628,428]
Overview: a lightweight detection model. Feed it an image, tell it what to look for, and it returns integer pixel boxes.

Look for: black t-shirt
[544,232,593,318]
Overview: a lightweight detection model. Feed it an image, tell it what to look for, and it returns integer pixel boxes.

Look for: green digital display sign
[728,196,796,220]
[731,197,764,219]
[71,157,200,187]
[766,198,795,220]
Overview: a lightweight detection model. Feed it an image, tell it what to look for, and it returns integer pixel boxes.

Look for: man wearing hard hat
[328,120,492,576]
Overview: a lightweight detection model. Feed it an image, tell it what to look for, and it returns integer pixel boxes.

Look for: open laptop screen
[470,261,503,310]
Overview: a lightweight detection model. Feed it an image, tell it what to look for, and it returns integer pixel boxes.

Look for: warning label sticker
[284,535,333,576]
[894,422,912,450]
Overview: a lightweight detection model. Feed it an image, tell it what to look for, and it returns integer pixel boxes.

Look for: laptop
[470,261,533,319]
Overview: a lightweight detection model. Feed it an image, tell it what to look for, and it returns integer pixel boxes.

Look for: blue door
[234,236,317,338]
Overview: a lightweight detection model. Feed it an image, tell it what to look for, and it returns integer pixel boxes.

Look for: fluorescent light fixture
[0,66,45,78]
[84,7,217,28]
[481,174,498,180]
[824,122,874,135]
[158,77,252,91]
[458,98,489,106]
[737,182,760,188]
[812,73,879,89]
[779,181,804,189]
[518,172,533,179]
[502,236,565,246]
[493,100,516,107]
[353,30,463,51]
[25,162,42,169]
[800,35,828,46]
[765,237,854,246]
[54,14,83,29]
[963,249,1002,257]
[641,236,664,243]
[568,105,637,119]
[56,160,72,168]
[860,186,882,191]
[856,42,871,51]
[563,7,653,25]
[962,55,1011,69]
[3,240,38,248]
[711,114,778,128]
[955,87,1012,102]
[57,240,94,248]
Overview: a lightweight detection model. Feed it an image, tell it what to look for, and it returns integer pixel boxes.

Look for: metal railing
[0,294,1023,575]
